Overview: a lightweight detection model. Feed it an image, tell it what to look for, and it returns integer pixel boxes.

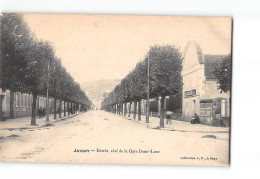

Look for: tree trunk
[138,100,141,121]
[160,95,165,128]
[31,93,37,125]
[67,101,70,115]
[10,90,15,119]
[71,102,73,114]
[64,101,66,116]
[124,103,127,116]
[128,102,132,118]
[70,102,72,114]
[70,103,72,114]
[59,100,62,118]
[133,100,137,120]
[0,95,4,121]
[54,98,57,119]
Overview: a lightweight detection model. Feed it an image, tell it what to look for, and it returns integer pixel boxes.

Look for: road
[0,110,229,166]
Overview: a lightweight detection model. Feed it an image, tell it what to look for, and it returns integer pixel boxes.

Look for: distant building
[181,42,230,125]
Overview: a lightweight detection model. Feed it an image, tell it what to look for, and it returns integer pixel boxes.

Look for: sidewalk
[115,113,230,134]
[0,112,80,130]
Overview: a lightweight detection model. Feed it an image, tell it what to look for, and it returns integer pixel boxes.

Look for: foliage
[213,54,232,93]
[148,45,183,97]
[101,45,183,109]
[0,13,91,107]
[1,13,33,92]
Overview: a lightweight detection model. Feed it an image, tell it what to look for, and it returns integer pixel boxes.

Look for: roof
[204,55,227,79]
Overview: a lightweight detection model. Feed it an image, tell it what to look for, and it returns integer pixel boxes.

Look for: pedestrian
[38,107,43,118]
[166,111,173,125]
[42,108,46,117]
[191,113,200,124]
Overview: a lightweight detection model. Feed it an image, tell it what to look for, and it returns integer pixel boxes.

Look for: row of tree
[0,13,92,124]
[101,45,183,128]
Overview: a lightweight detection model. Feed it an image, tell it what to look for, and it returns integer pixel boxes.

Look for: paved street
[0,110,229,166]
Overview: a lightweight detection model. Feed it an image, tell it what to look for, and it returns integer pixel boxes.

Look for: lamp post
[146,51,150,124]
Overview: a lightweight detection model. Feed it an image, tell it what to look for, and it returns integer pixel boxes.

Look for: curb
[0,113,81,131]
[109,112,171,131]
[106,112,229,133]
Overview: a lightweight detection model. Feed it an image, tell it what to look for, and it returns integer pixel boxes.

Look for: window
[21,93,23,107]
[221,99,226,117]
[24,94,26,108]
[23,94,26,107]
[24,94,26,107]
[184,89,196,97]
[29,95,32,108]
[6,91,10,105]
[16,93,19,108]
[27,94,29,108]
[226,99,230,117]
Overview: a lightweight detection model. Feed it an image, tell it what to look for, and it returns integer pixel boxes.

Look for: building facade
[0,89,64,120]
[181,42,230,126]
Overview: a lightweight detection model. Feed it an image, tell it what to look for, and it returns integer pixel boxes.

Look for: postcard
[0,13,232,166]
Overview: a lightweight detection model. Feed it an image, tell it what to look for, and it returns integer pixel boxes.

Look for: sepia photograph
[0,13,232,166]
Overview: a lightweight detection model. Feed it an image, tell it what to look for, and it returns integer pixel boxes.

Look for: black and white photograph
[0,13,232,166]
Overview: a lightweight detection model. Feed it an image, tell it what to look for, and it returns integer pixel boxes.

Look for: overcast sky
[22,14,232,85]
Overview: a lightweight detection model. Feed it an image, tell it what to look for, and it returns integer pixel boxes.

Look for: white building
[181,41,230,125]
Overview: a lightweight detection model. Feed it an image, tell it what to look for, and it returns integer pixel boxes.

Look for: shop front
[200,98,230,126]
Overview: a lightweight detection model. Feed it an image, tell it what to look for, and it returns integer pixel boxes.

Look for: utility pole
[146,51,150,124]
[46,58,51,123]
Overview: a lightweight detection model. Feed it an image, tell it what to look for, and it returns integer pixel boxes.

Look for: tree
[1,13,92,123]
[0,13,34,119]
[101,45,183,128]
[213,54,232,93]
[129,61,147,120]
[148,45,183,128]
[25,40,56,125]
[148,45,183,97]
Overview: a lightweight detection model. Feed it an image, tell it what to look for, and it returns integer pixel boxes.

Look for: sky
[22,14,232,85]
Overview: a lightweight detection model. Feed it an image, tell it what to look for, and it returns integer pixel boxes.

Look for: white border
[1,0,260,179]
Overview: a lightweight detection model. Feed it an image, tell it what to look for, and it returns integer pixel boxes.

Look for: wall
[182,67,205,122]
[1,89,58,120]
[181,42,205,122]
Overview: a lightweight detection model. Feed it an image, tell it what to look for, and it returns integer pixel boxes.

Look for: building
[181,41,230,126]
[0,90,33,119]
[0,89,62,121]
